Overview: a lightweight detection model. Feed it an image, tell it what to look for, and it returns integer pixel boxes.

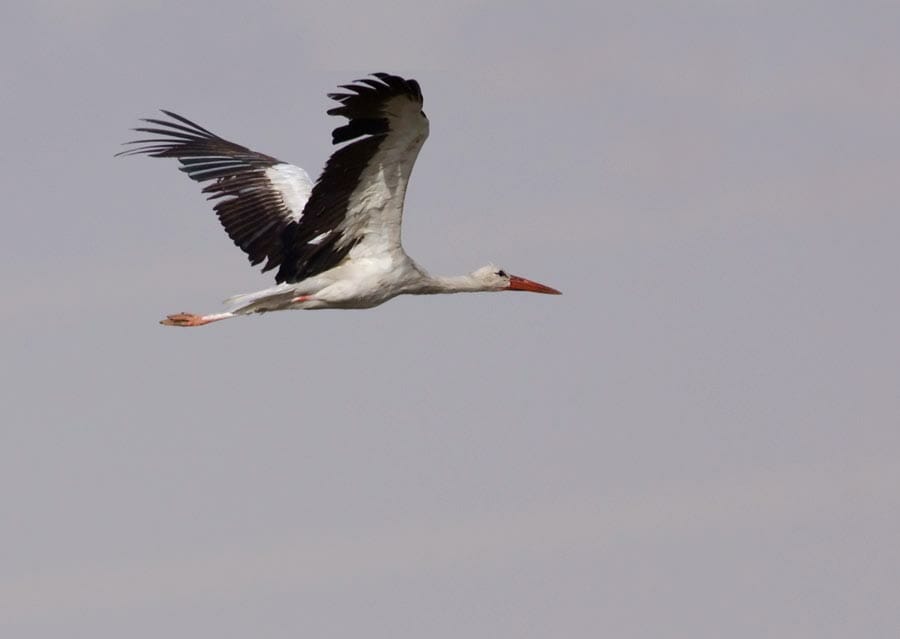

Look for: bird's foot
[291,295,313,303]
[160,312,216,327]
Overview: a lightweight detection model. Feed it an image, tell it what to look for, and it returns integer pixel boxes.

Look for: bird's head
[471,265,561,294]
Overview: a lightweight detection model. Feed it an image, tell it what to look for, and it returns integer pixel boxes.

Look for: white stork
[120,72,561,327]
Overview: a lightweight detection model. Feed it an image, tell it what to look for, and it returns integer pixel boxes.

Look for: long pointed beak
[507,274,562,295]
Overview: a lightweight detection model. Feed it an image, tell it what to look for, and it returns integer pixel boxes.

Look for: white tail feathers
[223,284,299,314]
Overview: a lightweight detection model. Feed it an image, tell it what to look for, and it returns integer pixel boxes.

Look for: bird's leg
[290,295,314,303]
[160,312,234,327]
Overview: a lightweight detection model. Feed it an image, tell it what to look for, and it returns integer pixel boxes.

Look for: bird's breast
[310,254,418,309]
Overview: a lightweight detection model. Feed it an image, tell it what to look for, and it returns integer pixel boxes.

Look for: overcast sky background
[2,1,899,637]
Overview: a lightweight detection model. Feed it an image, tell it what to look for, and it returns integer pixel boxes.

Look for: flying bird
[119,72,561,327]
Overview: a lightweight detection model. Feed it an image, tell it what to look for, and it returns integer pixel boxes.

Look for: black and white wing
[276,72,429,283]
[120,72,428,284]
[119,111,313,276]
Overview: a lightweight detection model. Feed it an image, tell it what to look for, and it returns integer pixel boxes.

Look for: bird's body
[120,73,559,326]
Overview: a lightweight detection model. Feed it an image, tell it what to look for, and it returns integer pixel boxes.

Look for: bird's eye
[497,270,507,277]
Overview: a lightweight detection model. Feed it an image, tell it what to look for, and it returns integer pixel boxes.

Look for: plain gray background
[3,1,899,637]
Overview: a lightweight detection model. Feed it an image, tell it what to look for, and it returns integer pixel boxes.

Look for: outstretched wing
[120,72,429,284]
[118,111,313,275]
[275,72,429,283]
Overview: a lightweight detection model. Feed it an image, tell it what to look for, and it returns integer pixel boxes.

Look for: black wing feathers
[277,73,425,283]
[275,137,383,283]
[118,111,296,274]
[327,72,422,144]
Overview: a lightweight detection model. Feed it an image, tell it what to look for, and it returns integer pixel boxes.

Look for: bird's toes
[160,312,200,327]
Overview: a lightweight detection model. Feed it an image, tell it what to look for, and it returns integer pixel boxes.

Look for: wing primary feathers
[158,109,217,135]
[117,111,309,275]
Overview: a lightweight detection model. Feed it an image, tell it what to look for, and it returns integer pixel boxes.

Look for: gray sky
[3,1,900,637]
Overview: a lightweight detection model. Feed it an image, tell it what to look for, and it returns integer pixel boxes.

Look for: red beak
[507,274,562,295]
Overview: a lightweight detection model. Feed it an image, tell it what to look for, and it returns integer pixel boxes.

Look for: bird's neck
[413,274,486,295]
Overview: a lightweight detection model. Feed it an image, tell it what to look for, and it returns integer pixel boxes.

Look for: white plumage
[119,72,560,327]
[264,164,312,222]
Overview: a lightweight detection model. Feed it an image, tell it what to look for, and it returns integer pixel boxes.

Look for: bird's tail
[223,284,298,314]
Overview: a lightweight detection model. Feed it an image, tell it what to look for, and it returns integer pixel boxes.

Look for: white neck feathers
[412,274,491,295]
